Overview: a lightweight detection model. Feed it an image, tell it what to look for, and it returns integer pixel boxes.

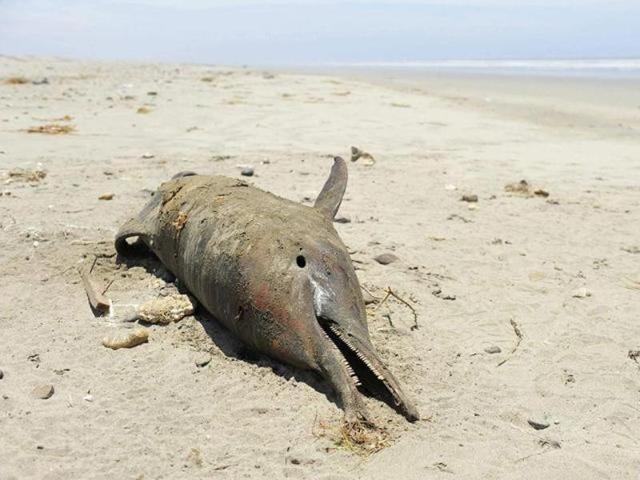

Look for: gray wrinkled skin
[116,157,418,423]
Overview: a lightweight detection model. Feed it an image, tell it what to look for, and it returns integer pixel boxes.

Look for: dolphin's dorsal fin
[314,156,347,219]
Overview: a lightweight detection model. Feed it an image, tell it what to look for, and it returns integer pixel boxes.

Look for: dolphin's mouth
[316,316,404,416]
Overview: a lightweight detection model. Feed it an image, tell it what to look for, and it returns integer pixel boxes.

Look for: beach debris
[136,106,152,114]
[505,180,531,195]
[147,91,158,96]
[313,417,391,456]
[432,288,456,301]
[350,146,376,166]
[201,76,214,82]
[497,319,523,367]
[527,418,550,431]
[447,214,472,223]
[539,439,561,449]
[461,194,478,203]
[32,78,49,85]
[504,180,550,198]
[374,253,398,265]
[484,346,501,354]
[444,184,457,191]
[98,193,114,201]
[376,287,419,330]
[571,287,592,298]
[622,246,640,254]
[102,327,149,349]
[83,394,94,402]
[241,167,254,177]
[6,168,46,183]
[138,293,195,324]
[5,76,28,85]
[141,152,155,159]
[194,352,212,368]
[334,216,351,224]
[629,350,640,366]
[0,369,4,380]
[80,267,111,314]
[32,384,55,400]
[26,124,74,135]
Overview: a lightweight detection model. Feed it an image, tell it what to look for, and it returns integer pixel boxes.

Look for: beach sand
[1,56,639,479]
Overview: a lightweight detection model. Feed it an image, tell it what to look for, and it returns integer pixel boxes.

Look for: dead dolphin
[115,157,418,423]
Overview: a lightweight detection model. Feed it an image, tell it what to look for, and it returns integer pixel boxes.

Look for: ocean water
[322,59,640,80]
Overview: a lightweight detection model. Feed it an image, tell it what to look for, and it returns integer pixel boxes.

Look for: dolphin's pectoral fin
[314,156,348,219]
[115,218,153,256]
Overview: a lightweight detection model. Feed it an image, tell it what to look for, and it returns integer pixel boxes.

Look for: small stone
[241,167,254,177]
[334,216,351,224]
[461,194,478,203]
[528,418,550,430]
[32,384,55,400]
[0,369,4,379]
[195,353,212,368]
[484,346,501,354]
[98,193,114,200]
[374,253,398,265]
[141,152,155,159]
[572,287,592,298]
[102,328,149,350]
[362,290,377,305]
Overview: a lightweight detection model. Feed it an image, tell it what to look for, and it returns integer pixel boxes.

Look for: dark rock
[461,194,478,203]
[334,216,351,224]
[0,369,3,379]
[528,418,550,430]
[374,253,398,265]
[241,167,254,177]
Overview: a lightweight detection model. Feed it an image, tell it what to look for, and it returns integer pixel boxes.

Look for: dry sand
[1,56,639,479]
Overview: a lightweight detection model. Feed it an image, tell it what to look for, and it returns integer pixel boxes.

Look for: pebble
[241,167,254,177]
[572,287,592,298]
[0,369,4,379]
[334,216,351,224]
[484,346,501,354]
[362,290,377,305]
[528,418,550,430]
[32,384,55,400]
[195,353,212,368]
[374,253,399,265]
[102,328,149,350]
[98,193,114,200]
[141,152,155,159]
[461,194,478,203]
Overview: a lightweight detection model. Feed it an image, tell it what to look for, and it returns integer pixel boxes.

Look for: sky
[0,0,638,65]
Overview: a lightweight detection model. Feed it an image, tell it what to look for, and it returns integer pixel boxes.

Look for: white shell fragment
[102,327,149,349]
[137,293,196,324]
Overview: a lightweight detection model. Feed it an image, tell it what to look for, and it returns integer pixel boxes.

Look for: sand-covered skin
[1,56,639,479]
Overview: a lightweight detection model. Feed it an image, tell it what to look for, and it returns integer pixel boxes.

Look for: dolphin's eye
[296,255,306,268]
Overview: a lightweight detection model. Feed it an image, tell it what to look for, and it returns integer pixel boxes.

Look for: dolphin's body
[115,157,418,422]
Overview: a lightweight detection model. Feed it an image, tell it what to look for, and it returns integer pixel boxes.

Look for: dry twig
[497,318,523,367]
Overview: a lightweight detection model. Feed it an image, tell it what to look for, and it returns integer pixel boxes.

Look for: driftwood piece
[80,267,110,313]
